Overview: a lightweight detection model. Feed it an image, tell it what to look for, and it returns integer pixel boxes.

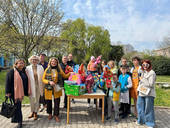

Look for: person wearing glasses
[137,60,156,128]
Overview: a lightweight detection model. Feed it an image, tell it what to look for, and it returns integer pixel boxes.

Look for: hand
[49,81,55,86]
[6,93,11,97]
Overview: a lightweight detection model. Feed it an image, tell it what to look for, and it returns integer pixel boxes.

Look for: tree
[60,18,87,63]
[0,0,63,63]
[60,18,111,63]
[108,45,124,63]
[86,26,111,61]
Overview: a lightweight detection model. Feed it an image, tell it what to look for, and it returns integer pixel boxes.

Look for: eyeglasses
[142,63,150,68]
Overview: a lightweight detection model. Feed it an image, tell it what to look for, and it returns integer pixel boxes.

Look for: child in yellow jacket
[107,73,120,122]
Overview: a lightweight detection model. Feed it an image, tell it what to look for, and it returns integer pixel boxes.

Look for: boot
[48,114,52,120]
[34,112,38,120]
[28,112,34,118]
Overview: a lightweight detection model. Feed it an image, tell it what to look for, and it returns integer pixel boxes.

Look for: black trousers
[120,103,129,116]
[64,93,67,108]
[11,100,22,123]
[87,99,97,104]
[46,98,60,116]
[39,95,46,106]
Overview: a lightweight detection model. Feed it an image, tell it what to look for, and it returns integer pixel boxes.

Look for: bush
[143,55,170,75]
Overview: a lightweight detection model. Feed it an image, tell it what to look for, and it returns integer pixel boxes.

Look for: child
[108,60,118,74]
[107,73,121,122]
[87,56,97,107]
[87,56,97,74]
[119,65,132,119]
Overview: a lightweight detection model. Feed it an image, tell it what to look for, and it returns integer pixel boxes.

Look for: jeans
[137,96,155,127]
[46,98,60,116]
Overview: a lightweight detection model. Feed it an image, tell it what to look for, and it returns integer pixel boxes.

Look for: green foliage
[143,55,170,75]
[60,18,112,63]
[108,45,124,63]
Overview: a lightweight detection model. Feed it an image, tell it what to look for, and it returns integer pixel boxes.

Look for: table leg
[67,96,70,124]
[96,99,98,110]
[102,96,104,123]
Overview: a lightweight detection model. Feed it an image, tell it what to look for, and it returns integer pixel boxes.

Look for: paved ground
[0,95,170,128]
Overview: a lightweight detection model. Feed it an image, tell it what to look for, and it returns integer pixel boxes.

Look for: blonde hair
[28,55,40,64]
[13,59,25,68]
[107,60,115,68]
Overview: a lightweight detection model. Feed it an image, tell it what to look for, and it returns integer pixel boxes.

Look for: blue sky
[61,0,170,51]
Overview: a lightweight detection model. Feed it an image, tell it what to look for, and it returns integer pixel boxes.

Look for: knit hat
[91,56,95,61]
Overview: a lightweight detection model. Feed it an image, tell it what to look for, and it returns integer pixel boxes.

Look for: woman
[5,59,31,128]
[137,60,156,128]
[42,57,70,122]
[26,55,44,120]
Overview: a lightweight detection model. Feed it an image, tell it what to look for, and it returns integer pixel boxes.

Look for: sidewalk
[0,96,170,128]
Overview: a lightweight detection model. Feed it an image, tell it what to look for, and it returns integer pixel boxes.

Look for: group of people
[5,54,156,128]
[86,56,156,128]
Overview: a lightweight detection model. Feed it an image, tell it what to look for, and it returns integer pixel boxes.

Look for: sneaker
[106,117,111,121]
[136,121,142,126]
[114,119,119,123]
[87,103,91,108]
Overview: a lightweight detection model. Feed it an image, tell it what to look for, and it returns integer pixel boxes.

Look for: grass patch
[156,75,170,82]
[155,85,170,107]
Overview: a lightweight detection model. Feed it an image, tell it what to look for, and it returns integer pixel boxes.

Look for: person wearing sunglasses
[137,60,156,128]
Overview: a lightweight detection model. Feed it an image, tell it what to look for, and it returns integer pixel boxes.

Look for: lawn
[0,70,170,106]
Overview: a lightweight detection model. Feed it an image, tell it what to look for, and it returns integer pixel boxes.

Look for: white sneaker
[87,103,91,108]
[136,121,142,126]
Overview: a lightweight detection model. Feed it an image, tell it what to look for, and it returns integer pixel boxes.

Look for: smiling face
[50,59,58,67]
[142,62,150,70]
[16,60,25,70]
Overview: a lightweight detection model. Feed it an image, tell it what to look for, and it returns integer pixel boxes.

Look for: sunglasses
[142,63,150,68]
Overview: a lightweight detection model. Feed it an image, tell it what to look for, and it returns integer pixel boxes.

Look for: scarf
[14,68,31,101]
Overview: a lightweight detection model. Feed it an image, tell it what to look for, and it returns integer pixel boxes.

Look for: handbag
[0,96,17,118]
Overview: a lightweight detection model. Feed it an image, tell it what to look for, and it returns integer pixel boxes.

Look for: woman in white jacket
[26,55,44,120]
[137,60,156,128]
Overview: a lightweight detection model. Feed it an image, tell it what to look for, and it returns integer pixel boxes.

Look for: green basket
[64,82,86,96]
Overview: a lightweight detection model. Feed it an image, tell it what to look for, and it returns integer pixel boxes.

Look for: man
[60,55,69,108]
[39,53,48,112]
[67,53,76,67]
[67,53,76,104]
[39,54,48,70]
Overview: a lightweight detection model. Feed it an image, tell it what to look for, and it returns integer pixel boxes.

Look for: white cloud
[65,0,170,50]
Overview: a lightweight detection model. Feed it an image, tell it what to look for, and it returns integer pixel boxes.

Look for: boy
[119,65,132,119]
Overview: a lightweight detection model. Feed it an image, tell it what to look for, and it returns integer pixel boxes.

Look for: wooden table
[67,91,105,124]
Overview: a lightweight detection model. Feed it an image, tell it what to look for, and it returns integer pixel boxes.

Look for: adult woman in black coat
[5,59,31,128]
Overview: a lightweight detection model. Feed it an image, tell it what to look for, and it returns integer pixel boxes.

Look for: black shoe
[71,99,75,104]
[17,123,22,128]
[115,119,119,122]
[106,117,111,121]
[121,114,128,119]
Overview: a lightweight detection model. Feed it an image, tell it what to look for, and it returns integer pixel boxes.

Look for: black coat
[5,68,29,99]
